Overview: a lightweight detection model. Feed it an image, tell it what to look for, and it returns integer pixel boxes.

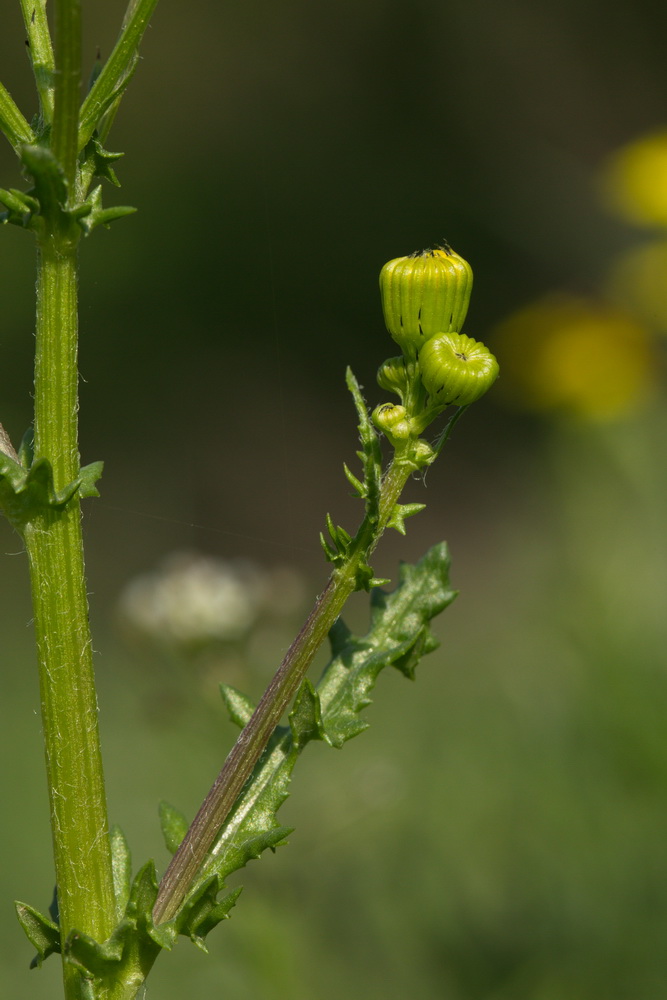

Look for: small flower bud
[419,332,499,407]
[372,403,412,441]
[379,246,473,356]
[377,356,409,397]
[411,439,436,468]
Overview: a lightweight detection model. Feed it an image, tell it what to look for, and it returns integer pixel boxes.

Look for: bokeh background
[2,0,667,997]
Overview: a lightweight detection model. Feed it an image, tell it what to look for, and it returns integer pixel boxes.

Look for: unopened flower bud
[419,332,499,407]
[379,246,473,356]
[372,403,412,442]
[377,356,409,397]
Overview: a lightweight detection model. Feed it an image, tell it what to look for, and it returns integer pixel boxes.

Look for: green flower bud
[410,439,436,469]
[419,332,499,407]
[372,403,412,442]
[379,246,473,356]
[377,356,409,398]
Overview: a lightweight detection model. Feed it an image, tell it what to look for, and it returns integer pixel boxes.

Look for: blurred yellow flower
[606,238,667,334]
[494,296,656,419]
[602,130,667,227]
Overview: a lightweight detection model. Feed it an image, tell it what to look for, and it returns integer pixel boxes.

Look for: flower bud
[379,246,473,356]
[372,403,412,442]
[419,332,499,407]
[377,356,409,398]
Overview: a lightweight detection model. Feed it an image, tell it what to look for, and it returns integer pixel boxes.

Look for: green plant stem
[0,80,35,148]
[152,454,414,924]
[23,238,115,999]
[20,0,56,123]
[52,0,82,194]
[77,0,160,152]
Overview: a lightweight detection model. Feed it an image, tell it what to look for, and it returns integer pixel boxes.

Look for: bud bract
[380,246,473,356]
[419,332,499,407]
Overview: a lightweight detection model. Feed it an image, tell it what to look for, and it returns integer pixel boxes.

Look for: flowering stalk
[153,445,415,923]
[154,246,499,924]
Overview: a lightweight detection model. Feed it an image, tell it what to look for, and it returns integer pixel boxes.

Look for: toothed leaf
[289,679,326,749]
[78,460,104,498]
[387,502,427,535]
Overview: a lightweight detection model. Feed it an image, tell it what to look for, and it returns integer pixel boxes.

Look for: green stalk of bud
[379,246,473,356]
[419,332,499,407]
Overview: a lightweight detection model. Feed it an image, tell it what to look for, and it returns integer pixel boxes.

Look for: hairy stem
[23,238,115,1000]
[153,455,413,924]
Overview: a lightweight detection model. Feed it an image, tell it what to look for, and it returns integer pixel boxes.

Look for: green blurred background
[2,0,667,997]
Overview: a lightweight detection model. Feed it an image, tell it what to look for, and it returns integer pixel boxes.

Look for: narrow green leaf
[0,79,35,148]
[220,684,256,728]
[14,901,60,968]
[78,0,160,149]
[345,367,382,526]
[343,462,366,498]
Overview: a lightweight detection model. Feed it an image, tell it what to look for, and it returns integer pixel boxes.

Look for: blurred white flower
[117,551,304,650]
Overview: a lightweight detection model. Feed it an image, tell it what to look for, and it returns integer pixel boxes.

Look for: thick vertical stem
[23,240,115,999]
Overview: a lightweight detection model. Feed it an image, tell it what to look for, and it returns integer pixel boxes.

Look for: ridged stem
[23,239,115,1000]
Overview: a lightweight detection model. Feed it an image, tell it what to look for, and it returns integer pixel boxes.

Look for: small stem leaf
[343,462,366,498]
[0,454,103,529]
[110,826,132,920]
[319,531,340,565]
[76,184,137,235]
[159,802,189,856]
[14,901,61,968]
[186,887,242,947]
[220,685,256,729]
[0,186,38,227]
[288,679,326,750]
[80,136,125,188]
[387,502,427,535]
[345,367,382,525]
[78,460,104,498]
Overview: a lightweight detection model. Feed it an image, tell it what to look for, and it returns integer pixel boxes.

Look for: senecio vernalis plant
[0,4,498,999]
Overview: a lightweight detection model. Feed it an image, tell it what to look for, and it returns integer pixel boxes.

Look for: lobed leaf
[166,543,456,943]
